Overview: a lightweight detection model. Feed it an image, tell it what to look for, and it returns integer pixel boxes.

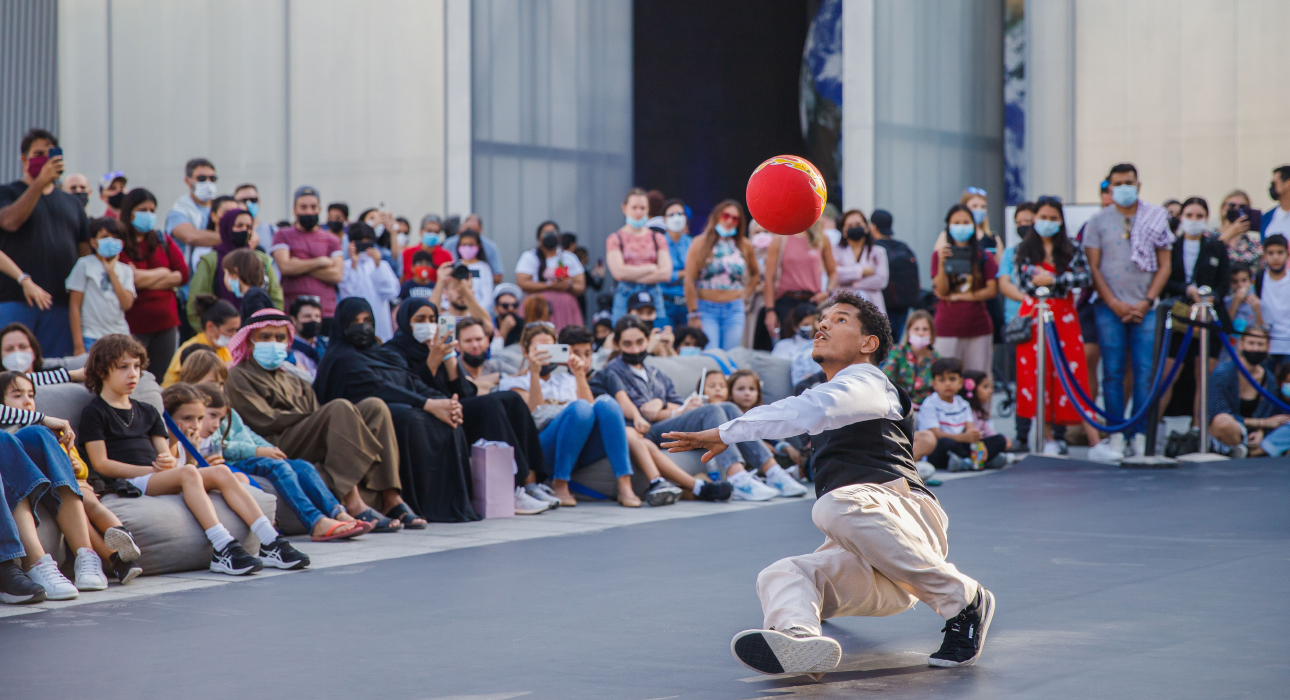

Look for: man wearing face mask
[1206,326,1287,459]
[1262,165,1290,240]
[771,304,825,385]
[287,297,328,380]
[165,158,222,278]
[99,171,127,219]
[272,186,344,332]
[440,213,505,285]
[454,317,506,392]
[0,129,90,358]
[61,174,91,211]
[233,183,274,253]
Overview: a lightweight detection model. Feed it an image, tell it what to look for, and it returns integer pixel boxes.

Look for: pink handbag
[470,442,515,519]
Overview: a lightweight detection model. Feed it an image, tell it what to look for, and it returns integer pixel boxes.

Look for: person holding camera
[337,222,400,341]
[1217,190,1263,271]
[930,204,998,376]
[516,221,586,330]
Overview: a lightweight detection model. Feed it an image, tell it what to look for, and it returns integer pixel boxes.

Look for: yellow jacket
[161,333,233,387]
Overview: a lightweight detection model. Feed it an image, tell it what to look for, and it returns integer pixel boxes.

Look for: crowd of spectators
[0,125,1287,604]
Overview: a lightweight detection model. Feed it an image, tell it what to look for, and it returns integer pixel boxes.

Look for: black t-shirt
[78,396,167,469]
[0,181,89,305]
[1239,395,1260,419]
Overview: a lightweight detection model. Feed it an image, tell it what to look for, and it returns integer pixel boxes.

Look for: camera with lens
[1226,205,1262,231]
[451,263,472,281]
[943,246,974,278]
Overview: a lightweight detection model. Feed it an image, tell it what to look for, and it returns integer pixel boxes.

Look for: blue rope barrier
[1216,332,1290,413]
[1043,320,1191,432]
[1040,321,1115,419]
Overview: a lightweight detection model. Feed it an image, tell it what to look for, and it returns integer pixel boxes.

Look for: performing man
[663,290,995,678]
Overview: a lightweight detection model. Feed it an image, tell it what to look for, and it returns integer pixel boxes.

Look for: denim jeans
[14,426,82,512]
[540,396,634,481]
[231,457,342,531]
[1259,423,1290,457]
[698,298,746,351]
[0,479,24,562]
[663,294,690,332]
[0,302,71,358]
[0,431,52,524]
[611,282,666,328]
[1094,302,1158,437]
[646,402,765,474]
[711,401,774,468]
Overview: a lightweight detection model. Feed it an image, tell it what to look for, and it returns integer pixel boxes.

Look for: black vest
[811,384,934,500]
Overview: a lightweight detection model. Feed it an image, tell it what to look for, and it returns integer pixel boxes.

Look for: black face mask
[74,191,90,207]
[1243,350,1268,367]
[541,232,560,251]
[298,320,320,339]
[461,350,487,368]
[231,229,250,248]
[298,214,319,231]
[593,337,606,351]
[1168,216,1180,234]
[845,226,867,242]
[621,350,648,366]
[539,363,558,377]
[327,220,344,234]
[345,321,376,349]
[1271,183,1280,202]
[1016,224,1034,239]
[107,191,125,209]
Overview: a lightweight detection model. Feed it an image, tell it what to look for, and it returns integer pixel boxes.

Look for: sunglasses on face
[965,187,987,197]
[238,197,258,204]
[720,213,740,223]
[194,174,217,183]
[496,302,518,311]
[1036,195,1063,206]
[525,321,556,330]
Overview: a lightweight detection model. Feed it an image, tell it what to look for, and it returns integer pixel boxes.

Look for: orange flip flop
[311,521,366,542]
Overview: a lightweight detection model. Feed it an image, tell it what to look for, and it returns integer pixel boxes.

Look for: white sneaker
[26,554,78,600]
[764,464,808,497]
[514,486,550,515]
[914,460,936,480]
[1088,434,1126,462]
[524,483,561,509]
[1130,433,1147,458]
[72,549,108,591]
[730,471,779,501]
[1042,440,1062,455]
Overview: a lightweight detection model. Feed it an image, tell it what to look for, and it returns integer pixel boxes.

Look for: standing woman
[833,209,889,315]
[608,188,672,325]
[931,204,997,375]
[515,221,586,330]
[1013,196,1094,454]
[935,188,1004,263]
[186,208,283,331]
[683,200,760,350]
[118,188,189,378]
[660,199,693,330]
[1215,190,1262,272]
[762,218,837,340]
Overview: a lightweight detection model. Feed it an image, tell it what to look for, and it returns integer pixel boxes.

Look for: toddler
[914,358,1003,472]
[1225,265,1263,333]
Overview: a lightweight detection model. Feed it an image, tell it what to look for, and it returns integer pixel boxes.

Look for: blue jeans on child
[230,457,342,531]
[645,402,773,475]
[0,479,24,562]
[10,426,81,512]
[539,396,634,481]
[611,282,666,328]
[1094,302,1158,438]
[697,298,746,351]
[0,429,73,525]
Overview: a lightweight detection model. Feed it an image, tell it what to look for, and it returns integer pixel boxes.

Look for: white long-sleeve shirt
[717,363,903,444]
[338,256,402,341]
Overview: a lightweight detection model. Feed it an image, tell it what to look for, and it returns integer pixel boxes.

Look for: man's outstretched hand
[661,428,728,463]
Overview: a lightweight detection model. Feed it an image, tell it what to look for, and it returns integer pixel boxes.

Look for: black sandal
[384,503,427,530]
[356,508,402,533]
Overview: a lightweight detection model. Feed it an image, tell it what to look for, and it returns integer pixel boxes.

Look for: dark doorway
[633,0,810,223]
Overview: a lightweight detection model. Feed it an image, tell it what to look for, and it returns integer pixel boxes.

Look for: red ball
[745,155,827,235]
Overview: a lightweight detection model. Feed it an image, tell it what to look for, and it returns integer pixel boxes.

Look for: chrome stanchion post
[1179,286,1227,462]
[1033,287,1051,454]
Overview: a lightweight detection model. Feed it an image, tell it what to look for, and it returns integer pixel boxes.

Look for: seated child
[0,371,142,585]
[78,335,308,575]
[724,368,810,485]
[957,369,1010,468]
[913,358,1007,472]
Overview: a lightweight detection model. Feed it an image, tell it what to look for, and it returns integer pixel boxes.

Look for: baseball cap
[870,209,893,234]
[627,291,656,312]
[493,282,524,303]
[293,185,319,202]
[99,171,126,190]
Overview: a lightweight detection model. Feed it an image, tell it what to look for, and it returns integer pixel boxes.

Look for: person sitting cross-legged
[1207,326,1288,458]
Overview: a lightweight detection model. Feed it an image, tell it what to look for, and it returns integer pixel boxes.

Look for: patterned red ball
[745,155,827,235]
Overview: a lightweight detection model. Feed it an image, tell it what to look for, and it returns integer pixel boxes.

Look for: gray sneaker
[524,483,561,509]
[644,479,682,507]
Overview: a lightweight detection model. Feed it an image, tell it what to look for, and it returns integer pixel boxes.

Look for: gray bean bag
[255,480,308,536]
[100,489,277,575]
[568,448,708,501]
[34,369,164,434]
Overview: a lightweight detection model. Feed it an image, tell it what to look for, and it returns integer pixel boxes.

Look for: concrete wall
[1071,0,1290,212]
[58,0,446,227]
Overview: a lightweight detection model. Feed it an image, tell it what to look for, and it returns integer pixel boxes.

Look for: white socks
[205,524,235,550]
[765,464,789,480]
[250,516,279,546]
[692,480,704,496]
[729,470,754,487]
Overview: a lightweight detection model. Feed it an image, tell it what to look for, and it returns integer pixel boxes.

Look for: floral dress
[881,343,939,407]
[1015,247,1093,424]
[1209,229,1262,273]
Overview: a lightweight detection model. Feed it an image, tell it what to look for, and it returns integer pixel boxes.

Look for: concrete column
[445,0,472,216]
[1025,0,1075,202]
[842,0,875,212]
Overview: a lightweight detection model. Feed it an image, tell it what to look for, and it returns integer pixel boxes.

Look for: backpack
[877,238,921,311]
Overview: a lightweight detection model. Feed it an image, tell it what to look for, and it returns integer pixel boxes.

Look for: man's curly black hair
[820,290,892,363]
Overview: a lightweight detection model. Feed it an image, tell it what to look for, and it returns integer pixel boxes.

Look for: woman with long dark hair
[515,220,586,330]
[118,188,189,377]
[1012,196,1094,454]
[833,208,889,314]
[931,203,997,375]
[683,199,760,350]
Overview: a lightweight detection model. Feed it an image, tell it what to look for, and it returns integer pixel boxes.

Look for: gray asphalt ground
[3,455,1286,699]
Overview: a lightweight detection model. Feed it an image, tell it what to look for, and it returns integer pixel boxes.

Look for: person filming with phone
[930,204,998,376]
[430,260,495,338]
[337,221,400,342]
[0,129,90,358]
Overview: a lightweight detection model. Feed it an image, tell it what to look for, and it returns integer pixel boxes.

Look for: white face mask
[665,213,687,232]
[213,334,231,348]
[412,322,436,343]
[396,233,409,249]
[1179,218,1208,236]
[909,333,932,350]
[2,350,33,372]
[193,181,217,201]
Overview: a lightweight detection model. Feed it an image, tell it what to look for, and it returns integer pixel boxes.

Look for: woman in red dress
[1014,196,1097,454]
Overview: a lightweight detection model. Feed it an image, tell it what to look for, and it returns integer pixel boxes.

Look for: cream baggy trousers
[757,478,979,635]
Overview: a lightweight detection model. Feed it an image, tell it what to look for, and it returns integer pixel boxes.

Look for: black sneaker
[109,552,143,585]
[928,587,995,667]
[696,481,734,502]
[259,537,310,570]
[0,561,46,604]
[1007,442,1030,454]
[731,627,841,676]
[210,541,263,576]
[103,526,141,562]
[644,479,682,507]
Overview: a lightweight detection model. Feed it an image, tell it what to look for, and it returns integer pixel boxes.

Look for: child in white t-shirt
[913,357,990,472]
[65,219,136,356]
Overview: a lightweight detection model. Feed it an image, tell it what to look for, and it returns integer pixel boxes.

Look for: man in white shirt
[1263,165,1290,240]
[663,290,995,678]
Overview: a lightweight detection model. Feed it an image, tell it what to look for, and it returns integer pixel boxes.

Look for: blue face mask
[1283,382,1290,398]
[227,277,243,298]
[626,215,648,229]
[1111,184,1138,207]
[715,224,737,238]
[132,210,157,232]
[246,201,259,219]
[948,224,976,242]
[971,208,986,225]
[252,341,288,371]
[679,346,702,356]
[95,237,123,258]
[1033,220,1062,238]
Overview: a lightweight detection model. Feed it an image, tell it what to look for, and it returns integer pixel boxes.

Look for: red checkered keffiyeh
[227,308,295,367]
